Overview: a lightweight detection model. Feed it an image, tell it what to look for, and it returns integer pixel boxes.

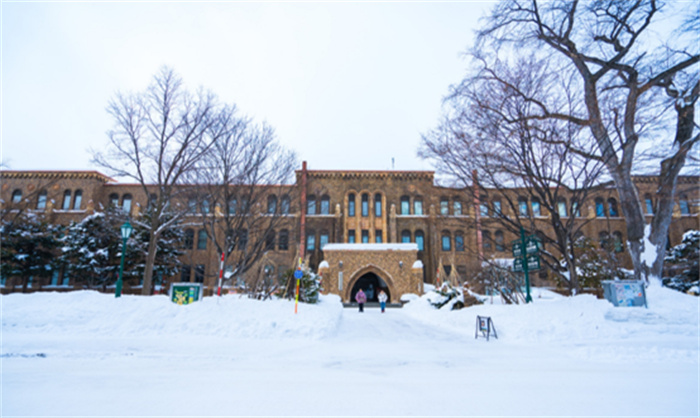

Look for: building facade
[1,165,698,300]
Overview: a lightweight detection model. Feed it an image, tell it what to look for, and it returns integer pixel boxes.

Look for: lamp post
[115,220,133,298]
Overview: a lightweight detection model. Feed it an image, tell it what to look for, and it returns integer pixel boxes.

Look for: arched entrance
[350,272,391,303]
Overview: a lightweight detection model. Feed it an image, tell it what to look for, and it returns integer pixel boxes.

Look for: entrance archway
[350,272,391,303]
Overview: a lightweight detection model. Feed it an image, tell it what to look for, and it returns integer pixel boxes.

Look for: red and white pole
[217,252,225,296]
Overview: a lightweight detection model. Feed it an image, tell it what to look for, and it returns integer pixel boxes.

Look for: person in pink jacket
[355,288,367,312]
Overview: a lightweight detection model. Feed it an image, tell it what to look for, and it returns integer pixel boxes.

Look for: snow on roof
[412,260,424,269]
[322,243,419,251]
[318,260,329,269]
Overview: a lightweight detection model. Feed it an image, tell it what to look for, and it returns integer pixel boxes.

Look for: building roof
[0,170,115,183]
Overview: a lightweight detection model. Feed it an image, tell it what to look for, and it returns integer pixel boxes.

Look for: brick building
[1,164,697,301]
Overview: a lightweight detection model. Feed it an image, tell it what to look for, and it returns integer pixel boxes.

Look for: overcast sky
[2,1,495,174]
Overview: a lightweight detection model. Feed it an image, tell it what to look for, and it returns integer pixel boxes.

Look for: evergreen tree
[663,230,699,295]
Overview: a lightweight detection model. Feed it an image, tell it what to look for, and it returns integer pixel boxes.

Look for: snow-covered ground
[2,284,698,417]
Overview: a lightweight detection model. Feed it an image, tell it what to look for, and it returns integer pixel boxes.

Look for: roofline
[0,170,116,183]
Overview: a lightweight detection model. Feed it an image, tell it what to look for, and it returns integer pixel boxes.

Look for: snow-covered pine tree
[663,230,699,295]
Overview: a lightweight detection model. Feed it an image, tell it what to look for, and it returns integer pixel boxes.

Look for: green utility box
[170,282,203,305]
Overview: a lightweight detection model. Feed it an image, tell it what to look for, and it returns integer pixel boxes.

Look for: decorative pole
[216,252,225,296]
[115,220,133,298]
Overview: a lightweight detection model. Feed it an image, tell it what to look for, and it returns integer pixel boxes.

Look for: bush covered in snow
[426,282,466,310]
[663,230,699,295]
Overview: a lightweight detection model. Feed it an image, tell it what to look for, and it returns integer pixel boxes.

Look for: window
[348,194,356,217]
[240,197,249,214]
[280,195,290,214]
[188,198,197,214]
[320,231,329,249]
[12,189,22,203]
[518,198,528,217]
[595,198,605,217]
[320,195,330,215]
[265,230,275,251]
[613,231,624,253]
[122,194,132,214]
[62,190,72,210]
[480,203,489,217]
[482,231,492,251]
[414,198,423,215]
[441,232,451,251]
[415,230,425,251]
[197,230,207,250]
[181,265,192,282]
[440,198,449,215]
[608,198,619,217]
[278,230,289,251]
[455,233,464,252]
[495,230,505,252]
[238,229,248,250]
[307,195,316,215]
[348,229,356,243]
[200,198,210,214]
[531,198,541,217]
[401,230,411,243]
[306,231,316,251]
[453,200,463,216]
[37,190,47,210]
[50,270,60,286]
[492,200,502,216]
[375,193,382,217]
[268,195,277,214]
[195,265,205,283]
[679,195,690,215]
[361,230,369,243]
[228,198,237,215]
[572,201,581,217]
[599,231,610,250]
[645,195,654,215]
[557,200,568,217]
[184,229,194,249]
[400,196,410,215]
[375,230,382,243]
[361,194,369,217]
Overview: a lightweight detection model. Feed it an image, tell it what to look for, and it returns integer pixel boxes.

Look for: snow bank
[2,291,343,340]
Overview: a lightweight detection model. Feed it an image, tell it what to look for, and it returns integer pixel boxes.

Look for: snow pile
[2,291,343,340]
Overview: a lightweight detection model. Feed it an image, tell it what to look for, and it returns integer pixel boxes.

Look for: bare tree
[471,0,699,282]
[422,57,605,294]
[92,67,224,295]
[187,106,297,294]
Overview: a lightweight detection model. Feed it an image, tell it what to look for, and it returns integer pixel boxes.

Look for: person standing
[378,290,388,313]
[355,288,367,313]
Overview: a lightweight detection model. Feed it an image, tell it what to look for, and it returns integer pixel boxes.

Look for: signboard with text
[170,283,203,305]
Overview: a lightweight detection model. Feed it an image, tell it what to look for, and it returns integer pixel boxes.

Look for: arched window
[495,230,505,252]
[492,200,502,216]
[482,231,492,251]
[440,197,449,215]
[480,202,489,217]
[37,190,47,210]
[441,231,451,251]
[572,201,581,217]
[455,232,465,252]
[188,198,197,214]
[557,199,568,217]
[122,194,132,214]
[240,197,249,214]
[62,190,72,210]
[400,195,410,215]
[414,197,423,215]
[644,194,654,215]
[320,195,330,215]
[348,193,356,217]
[595,198,605,217]
[415,230,425,251]
[361,194,369,217]
[307,195,316,215]
[228,198,237,215]
[280,195,290,214]
[267,195,277,214]
[613,231,624,253]
[200,198,210,215]
[278,229,289,251]
[265,230,275,251]
[148,193,157,210]
[197,230,208,250]
[12,189,22,203]
[518,197,528,217]
[306,229,316,250]
[184,229,195,250]
[679,195,690,215]
[401,230,411,243]
[374,193,382,217]
[531,198,542,217]
[320,230,330,249]
[73,190,82,210]
[599,231,610,250]
[453,200,463,216]
[608,198,619,217]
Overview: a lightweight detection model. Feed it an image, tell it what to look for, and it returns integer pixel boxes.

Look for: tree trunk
[141,230,159,295]
[608,170,648,282]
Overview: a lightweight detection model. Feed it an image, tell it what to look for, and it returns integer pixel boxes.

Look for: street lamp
[115,220,133,298]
